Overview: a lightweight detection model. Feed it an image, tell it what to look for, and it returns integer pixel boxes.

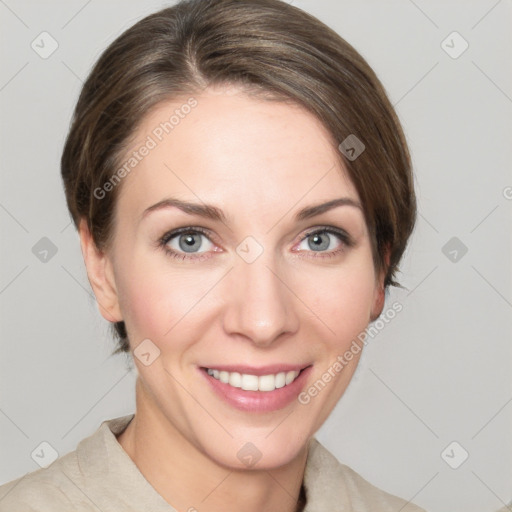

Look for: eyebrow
[139,196,362,224]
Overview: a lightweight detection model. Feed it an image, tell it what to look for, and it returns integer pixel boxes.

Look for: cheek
[302,259,376,339]
[112,250,181,341]
[114,253,220,345]
[122,281,180,342]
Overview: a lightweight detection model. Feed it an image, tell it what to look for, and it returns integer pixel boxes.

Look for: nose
[222,252,299,347]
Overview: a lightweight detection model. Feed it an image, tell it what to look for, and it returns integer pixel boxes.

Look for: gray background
[1,1,511,511]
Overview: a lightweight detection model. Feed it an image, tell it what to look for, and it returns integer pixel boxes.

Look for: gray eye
[167,232,214,254]
[307,232,331,251]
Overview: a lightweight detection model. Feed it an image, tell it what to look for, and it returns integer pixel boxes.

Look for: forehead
[115,86,360,222]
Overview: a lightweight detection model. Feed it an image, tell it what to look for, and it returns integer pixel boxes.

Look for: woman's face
[88,85,385,469]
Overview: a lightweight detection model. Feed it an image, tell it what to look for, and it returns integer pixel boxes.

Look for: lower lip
[199,366,313,413]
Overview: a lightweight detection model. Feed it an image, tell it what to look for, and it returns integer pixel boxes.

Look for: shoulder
[304,438,428,512]
[0,451,94,512]
[336,462,427,512]
[0,415,135,512]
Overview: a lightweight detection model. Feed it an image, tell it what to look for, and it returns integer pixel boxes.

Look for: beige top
[0,414,426,512]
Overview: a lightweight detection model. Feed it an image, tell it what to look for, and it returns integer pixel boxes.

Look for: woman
[0,0,425,510]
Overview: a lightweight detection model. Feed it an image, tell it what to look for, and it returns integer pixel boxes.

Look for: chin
[198,428,311,471]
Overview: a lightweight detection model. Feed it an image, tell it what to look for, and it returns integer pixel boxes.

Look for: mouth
[198,363,313,412]
[200,365,310,392]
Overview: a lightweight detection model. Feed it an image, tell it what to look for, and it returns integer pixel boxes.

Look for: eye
[294,227,352,258]
[158,227,216,261]
[157,225,353,262]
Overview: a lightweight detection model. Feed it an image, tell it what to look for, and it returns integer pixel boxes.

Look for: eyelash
[157,226,353,262]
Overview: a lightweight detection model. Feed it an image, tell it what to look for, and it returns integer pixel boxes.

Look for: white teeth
[206,368,301,392]
[259,374,278,391]
[241,374,259,391]
[285,371,297,385]
[274,372,286,389]
[229,372,242,388]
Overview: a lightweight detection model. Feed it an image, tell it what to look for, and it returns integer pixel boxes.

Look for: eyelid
[296,225,353,245]
[159,225,215,244]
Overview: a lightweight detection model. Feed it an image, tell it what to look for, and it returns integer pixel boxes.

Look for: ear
[370,245,390,322]
[78,218,122,323]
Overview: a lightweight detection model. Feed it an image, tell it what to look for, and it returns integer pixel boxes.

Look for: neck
[116,377,309,512]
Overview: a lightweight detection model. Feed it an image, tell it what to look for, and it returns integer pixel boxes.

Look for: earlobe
[370,245,390,321]
[78,219,122,323]
[370,285,386,322]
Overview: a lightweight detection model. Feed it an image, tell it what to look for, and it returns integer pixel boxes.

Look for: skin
[79,84,387,512]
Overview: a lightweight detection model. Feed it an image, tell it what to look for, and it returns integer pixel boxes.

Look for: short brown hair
[61,0,416,355]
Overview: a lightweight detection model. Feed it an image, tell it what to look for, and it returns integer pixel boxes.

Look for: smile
[199,363,313,412]
[205,368,301,392]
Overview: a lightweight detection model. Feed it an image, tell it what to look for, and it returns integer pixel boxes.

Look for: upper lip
[200,364,311,376]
